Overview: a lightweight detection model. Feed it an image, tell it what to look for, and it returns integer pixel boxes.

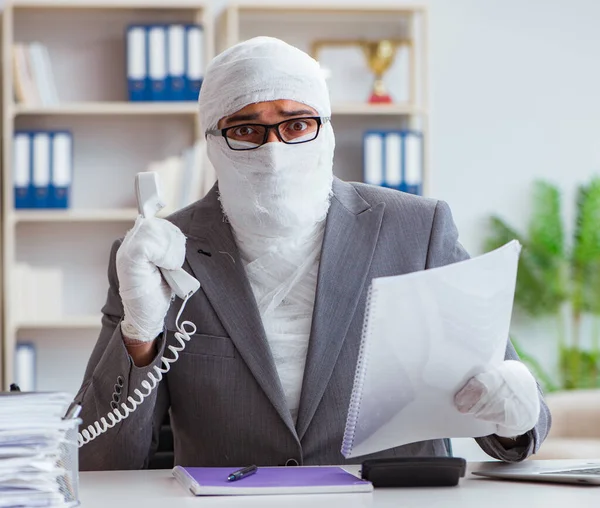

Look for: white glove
[116,216,186,342]
[454,360,540,438]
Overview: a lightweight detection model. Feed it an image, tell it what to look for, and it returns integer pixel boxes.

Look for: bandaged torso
[235,223,325,423]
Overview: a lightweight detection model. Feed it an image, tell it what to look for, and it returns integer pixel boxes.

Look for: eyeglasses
[205,116,330,151]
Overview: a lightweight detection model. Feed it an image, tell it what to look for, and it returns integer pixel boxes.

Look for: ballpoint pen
[227,465,258,482]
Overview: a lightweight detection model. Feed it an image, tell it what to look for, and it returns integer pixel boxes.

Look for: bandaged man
[77,37,550,470]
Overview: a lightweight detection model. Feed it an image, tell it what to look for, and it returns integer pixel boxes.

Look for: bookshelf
[219,3,429,188]
[13,102,200,116]
[1,1,428,393]
[11,208,140,223]
[1,0,214,390]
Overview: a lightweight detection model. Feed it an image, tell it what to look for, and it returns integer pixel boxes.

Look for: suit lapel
[296,180,385,440]
[183,191,297,439]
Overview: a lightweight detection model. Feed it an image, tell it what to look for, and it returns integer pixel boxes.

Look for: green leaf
[484,215,566,316]
[559,346,600,389]
[572,177,600,314]
[511,337,559,392]
[528,180,564,258]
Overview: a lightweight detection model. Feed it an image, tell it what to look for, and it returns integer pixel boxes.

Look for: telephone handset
[135,171,200,299]
[78,172,200,447]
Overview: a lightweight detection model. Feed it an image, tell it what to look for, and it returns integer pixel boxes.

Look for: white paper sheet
[342,241,521,458]
[0,392,78,508]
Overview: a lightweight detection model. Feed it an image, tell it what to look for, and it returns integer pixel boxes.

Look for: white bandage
[116,216,186,342]
[199,36,331,132]
[199,36,335,239]
[454,360,541,438]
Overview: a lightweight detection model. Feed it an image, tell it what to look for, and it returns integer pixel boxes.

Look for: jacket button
[285,458,299,466]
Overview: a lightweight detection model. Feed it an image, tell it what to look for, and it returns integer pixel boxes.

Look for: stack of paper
[145,140,215,214]
[13,43,59,107]
[0,392,79,508]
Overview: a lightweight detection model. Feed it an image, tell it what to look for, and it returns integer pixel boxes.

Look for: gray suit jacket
[76,178,550,470]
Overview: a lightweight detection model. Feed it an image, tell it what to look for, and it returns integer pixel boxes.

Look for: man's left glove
[454,360,541,438]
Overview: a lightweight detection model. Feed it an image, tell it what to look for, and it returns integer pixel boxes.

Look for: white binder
[404,131,423,194]
[32,131,51,207]
[51,131,72,208]
[363,132,383,186]
[15,343,36,392]
[167,24,186,100]
[148,25,167,101]
[384,132,402,189]
[186,24,204,100]
[127,25,147,101]
[13,132,31,207]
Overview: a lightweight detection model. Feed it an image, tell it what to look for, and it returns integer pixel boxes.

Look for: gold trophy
[311,38,410,104]
[362,40,398,104]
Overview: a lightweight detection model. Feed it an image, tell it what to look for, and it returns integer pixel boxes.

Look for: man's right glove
[116,216,186,342]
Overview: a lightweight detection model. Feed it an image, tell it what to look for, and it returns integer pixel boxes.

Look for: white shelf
[12,0,207,9]
[11,209,139,223]
[16,316,103,330]
[332,103,425,116]
[13,102,422,117]
[232,4,426,14]
[13,102,199,116]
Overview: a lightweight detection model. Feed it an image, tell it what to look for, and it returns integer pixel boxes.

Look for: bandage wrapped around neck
[199,37,335,240]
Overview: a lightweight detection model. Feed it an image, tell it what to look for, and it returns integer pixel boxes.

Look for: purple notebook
[172,466,373,496]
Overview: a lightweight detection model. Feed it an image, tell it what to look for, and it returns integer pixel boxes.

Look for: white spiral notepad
[341,240,521,458]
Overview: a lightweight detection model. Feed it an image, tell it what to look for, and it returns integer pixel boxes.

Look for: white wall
[211,0,600,252]
[208,0,600,374]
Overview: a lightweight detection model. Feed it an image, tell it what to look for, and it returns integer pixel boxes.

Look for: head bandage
[199,36,335,239]
[199,36,331,132]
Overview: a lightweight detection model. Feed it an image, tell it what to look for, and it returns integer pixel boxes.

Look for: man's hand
[116,216,186,345]
[454,360,541,439]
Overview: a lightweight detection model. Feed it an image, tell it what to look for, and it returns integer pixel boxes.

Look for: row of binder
[363,130,423,195]
[127,24,204,102]
[14,131,73,209]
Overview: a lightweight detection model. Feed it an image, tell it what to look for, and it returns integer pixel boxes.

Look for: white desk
[79,460,599,508]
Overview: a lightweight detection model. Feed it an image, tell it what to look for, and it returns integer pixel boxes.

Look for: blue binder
[185,24,204,101]
[363,129,423,194]
[49,131,73,208]
[126,25,148,101]
[13,131,32,209]
[402,131,423,196]
[148,25,168,101]
[384,131,403,191]
[31,131,52,208]
[363,130,385,187]
[167,24,186,101]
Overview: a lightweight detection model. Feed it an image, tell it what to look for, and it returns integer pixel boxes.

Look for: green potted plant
[484,177,600,392]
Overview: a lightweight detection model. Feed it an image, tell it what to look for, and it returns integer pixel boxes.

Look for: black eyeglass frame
[205,116,331,151]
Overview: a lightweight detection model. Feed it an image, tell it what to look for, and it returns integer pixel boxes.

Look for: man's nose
[265,128,281,143]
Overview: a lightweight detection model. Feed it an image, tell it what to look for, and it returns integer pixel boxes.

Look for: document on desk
[0,392,79,508]
[341,240,521,458]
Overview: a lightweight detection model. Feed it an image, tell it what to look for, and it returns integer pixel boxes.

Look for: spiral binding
[78,295,196,447]
[341,283,378,458]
